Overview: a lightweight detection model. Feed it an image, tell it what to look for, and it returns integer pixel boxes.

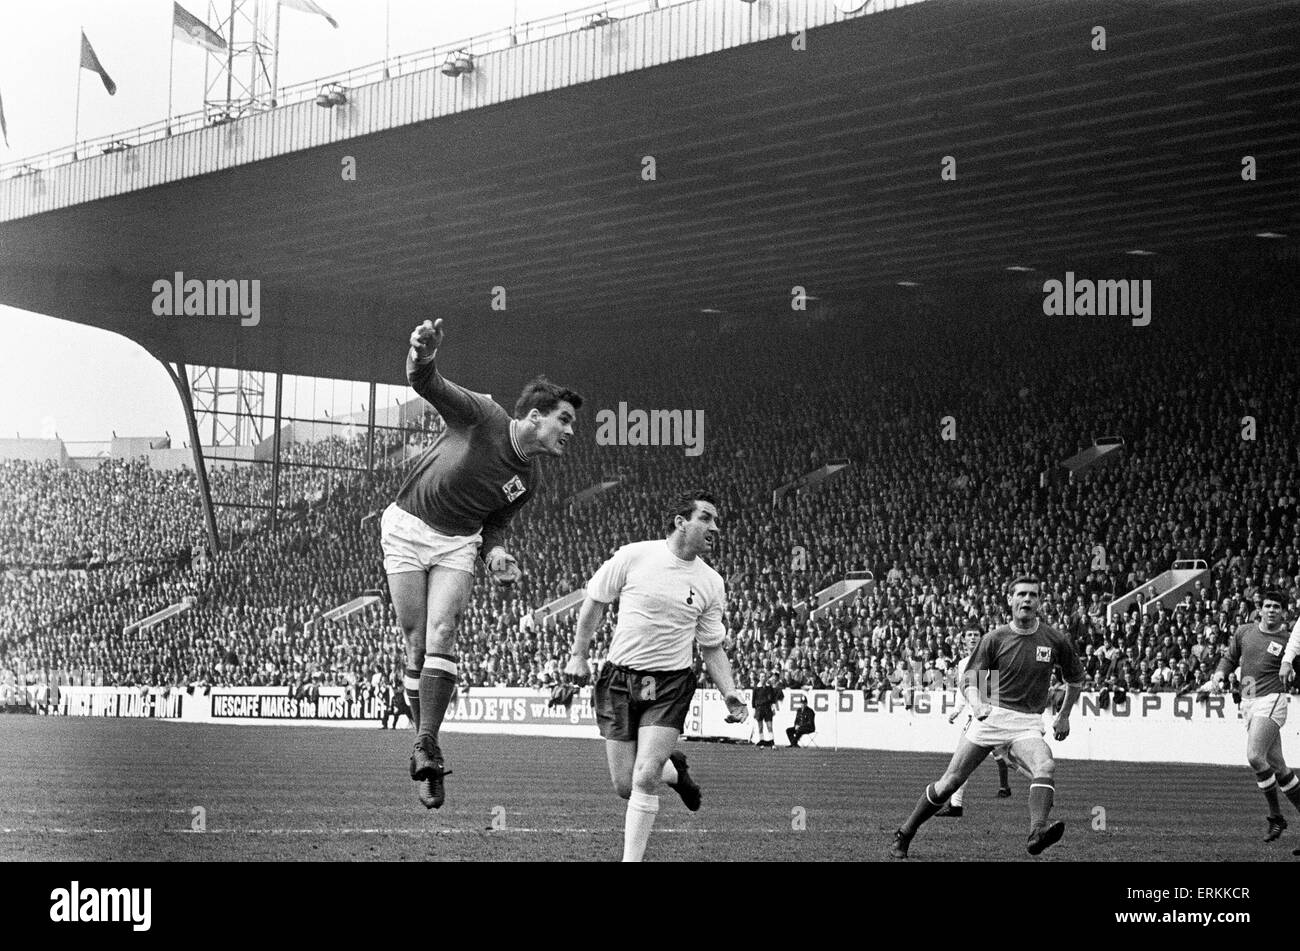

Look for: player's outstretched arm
[404,318,488,428]
[963,638,995,719]
[700,643,747,723]
[409,318,443,364]
[948,661,969,722]
[1211,632,1240,692]
[960,667,989,719]
[564,597,608,681]
[1052,682,1084,740]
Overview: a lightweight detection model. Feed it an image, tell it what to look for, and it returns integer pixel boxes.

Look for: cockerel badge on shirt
[502,475,526,502]
[1035,646,1053,663]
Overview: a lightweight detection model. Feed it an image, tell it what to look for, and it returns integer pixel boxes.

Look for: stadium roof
[1,0,1298,387]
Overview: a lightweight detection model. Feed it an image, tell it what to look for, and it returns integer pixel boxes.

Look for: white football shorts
[1242,693,1289,731]
[380,502,481,575]
[965,705,1046,749]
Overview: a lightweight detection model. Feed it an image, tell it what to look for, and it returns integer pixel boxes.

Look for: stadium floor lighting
[315,83,347,108]
[1124,249,1156,256]
[1004,265,1034,272]
[1255,232,1285,238]
[896,281,919,286]
[441,52,474,77]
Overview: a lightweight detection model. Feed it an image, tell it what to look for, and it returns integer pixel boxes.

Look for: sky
[0,0,604,442]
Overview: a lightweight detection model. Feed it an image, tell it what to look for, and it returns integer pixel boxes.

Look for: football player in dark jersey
[381,318,582,809]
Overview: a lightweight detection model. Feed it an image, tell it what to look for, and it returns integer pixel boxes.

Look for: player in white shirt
[1282,613,1300,686]
[1282,610,1300,855]
[565,490,748,862]
[935,629,1018,817]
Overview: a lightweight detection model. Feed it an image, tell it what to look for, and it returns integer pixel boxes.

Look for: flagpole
[225,0,235,110]
[168,11,177,135]
[270,0,281,106]
[73,30,83,160]
[383,0,391,78]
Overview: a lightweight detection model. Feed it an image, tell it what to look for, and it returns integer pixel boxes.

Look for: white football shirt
[951,654,972,716]
[1284,615,1300,665]
[586,539,727,671]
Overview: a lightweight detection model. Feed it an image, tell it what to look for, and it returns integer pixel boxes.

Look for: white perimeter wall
[41,685,1293,767]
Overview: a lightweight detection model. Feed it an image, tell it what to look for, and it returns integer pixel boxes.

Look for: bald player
[565,490,748,862]
[890,576,1085,859]
[384,317,582,809]
[1210,590,1300,843]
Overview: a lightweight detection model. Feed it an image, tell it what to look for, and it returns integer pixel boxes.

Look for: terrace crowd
[2,266,1298,701]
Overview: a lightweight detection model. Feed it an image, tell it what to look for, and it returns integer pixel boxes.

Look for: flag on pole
[173,3,227,52]
[279,0,338,28]
[80,31,117,95]
[0,87,9,147]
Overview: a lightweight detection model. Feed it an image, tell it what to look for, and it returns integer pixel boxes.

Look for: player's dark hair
[1261,589,1288,608]
[514,376,583,419]
[1005,575,1041,596]
[669,489,719,529]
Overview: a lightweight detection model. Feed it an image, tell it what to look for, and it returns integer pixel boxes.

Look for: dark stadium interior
[1,0,1297,389]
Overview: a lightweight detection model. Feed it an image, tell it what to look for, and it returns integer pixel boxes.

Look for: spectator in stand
[2,267,1298,705]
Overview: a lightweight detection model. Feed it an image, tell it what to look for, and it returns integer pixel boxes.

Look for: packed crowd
[0,458,207,567]
[1,264,1297,698]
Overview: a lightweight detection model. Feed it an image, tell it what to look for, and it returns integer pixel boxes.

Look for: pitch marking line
[1,827,790,835]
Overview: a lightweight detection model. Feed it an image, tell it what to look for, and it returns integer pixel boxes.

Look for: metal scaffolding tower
[189,366,267,446]
[204,0,279,121]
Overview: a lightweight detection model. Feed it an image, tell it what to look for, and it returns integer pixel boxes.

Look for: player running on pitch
[934,628,1019,817]
[384,317,582,809]
[1210,590,1300,842]
[565,490,748,862]
[890,576,1084,858]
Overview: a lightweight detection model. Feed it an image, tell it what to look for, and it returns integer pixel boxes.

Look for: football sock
[1275,771,1300,810]
[997,758,1011,788]
[1028,777,1055,828]
[1259,770,1282,814]
[901,783,948,834]
[418,654,458,742]
[403,667,421,730]
[622,790,659,862]
[950,783,965,808]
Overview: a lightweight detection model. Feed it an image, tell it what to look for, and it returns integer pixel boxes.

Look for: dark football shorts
[754,704,775,723]
[595,663,695,741]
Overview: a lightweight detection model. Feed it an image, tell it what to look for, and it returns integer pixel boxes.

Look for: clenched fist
[410,319,444,363]
[486,547,521,587]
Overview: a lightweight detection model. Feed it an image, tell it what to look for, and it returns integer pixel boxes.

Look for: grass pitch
[1,717,1291,862]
